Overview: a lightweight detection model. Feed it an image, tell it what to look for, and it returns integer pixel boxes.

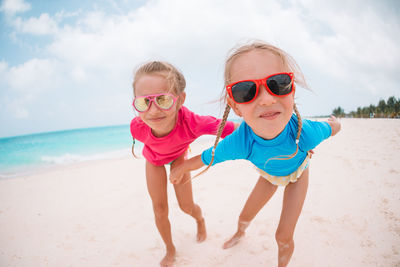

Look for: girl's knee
[153,203,169,219]
[178,202,194,215]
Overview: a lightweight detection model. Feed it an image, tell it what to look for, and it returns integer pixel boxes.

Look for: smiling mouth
[148,116,165,122]
[260,112,280,120]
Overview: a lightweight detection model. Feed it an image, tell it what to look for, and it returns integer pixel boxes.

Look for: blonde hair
[133,61,186,95]
[131,61,186,158]
[198,40,309,177]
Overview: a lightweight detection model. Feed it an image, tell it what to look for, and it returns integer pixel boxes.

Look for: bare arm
[170,155,205,184]
[327,115,341,136]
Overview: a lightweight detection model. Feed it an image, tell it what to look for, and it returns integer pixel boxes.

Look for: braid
[264,103,302,166]
[191,104,231,180]
[131,138,139,158]
[293,103,302,144]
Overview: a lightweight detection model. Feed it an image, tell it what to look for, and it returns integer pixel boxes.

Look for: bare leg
[145,160,176,267]
[275,168,309,267]
[171,153,206,242]
[223,177,278,249]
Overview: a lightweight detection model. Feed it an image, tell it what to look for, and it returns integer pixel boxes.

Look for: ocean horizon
[0,124,135,179]
[0,118,244,179]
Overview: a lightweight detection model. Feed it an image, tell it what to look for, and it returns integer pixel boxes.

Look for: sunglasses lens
[134,97,150,112]
[266,74,293,95]
[155,94,174,110]
[231,81,257,103]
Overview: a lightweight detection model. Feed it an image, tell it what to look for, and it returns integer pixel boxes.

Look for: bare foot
[223,230,245,249]
[196,218,207,242]
[223,220,249,249]
[160,248,176,267]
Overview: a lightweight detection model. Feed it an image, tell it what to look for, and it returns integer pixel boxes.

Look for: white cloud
[0,0,30,16]
[0,61,8,76]
[7,58,57,92]
[54,9,82,22]
[1,0,400,136]
[0,60,7,69]
[70,66,87,82]
[13,13,59,35]
[1,58,62,120]
[291,0,400,96]
[6,97,29,118]
[48,0,399,97]
[0,61,8,90]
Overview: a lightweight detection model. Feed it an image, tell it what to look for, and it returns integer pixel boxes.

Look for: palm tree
[377,99,387,118]
[356,107,362,118]
[395,98,400,117]
[336,95,399,118]
[387,96,396,118]
[332,106,345,118]
[368,104,376,118]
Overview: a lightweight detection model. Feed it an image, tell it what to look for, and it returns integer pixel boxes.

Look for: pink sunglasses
[133,93,177,113]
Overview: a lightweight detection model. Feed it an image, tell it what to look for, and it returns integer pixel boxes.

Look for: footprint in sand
[360,239,375,248]
[310,216,330,224]
[73,224,86,232]
[176,257,191,265]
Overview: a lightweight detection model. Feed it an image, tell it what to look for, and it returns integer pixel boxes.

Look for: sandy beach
[0,118,399,267]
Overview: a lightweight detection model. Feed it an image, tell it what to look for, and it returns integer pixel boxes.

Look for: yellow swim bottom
[255,154,310,186]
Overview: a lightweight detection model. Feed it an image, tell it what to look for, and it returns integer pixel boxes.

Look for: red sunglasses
[226,72,294,104]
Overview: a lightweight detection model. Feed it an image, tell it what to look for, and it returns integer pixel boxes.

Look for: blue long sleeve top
[201,115,332,176]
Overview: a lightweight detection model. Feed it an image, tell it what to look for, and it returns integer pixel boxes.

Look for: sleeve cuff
[323,121,332,137]
[201,147,213,166]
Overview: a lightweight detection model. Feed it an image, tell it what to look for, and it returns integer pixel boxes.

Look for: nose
[257,85,276,106]
[146,100,159,113]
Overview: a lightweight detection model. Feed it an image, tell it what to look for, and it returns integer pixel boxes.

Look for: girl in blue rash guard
[201,113,331,183]
[170,40,341,267]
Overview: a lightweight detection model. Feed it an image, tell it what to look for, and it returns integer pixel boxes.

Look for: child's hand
[327,115,341,136]
[170,164,186,184]
[308,149,314,159]
[170,155,205,184]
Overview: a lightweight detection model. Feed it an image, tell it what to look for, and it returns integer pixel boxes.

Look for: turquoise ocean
[0,125,136,179]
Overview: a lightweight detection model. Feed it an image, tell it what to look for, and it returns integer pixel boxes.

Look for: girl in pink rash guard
[130,61,236,267]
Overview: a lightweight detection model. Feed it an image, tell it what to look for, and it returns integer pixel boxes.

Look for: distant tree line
[332,96,400,118]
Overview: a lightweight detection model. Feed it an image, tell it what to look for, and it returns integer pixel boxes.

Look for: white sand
[0,118,399,267]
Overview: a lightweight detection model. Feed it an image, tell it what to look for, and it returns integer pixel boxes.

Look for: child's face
[134,73,185,137]
[228,49,294,140]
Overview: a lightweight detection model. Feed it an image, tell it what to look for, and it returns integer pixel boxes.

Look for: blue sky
[0,0,399,138]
